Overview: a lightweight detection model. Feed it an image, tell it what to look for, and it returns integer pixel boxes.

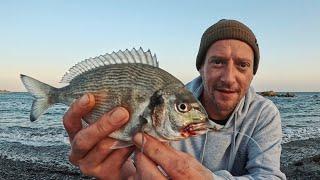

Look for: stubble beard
[202,83,240,120]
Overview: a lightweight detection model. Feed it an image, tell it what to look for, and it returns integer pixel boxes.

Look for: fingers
[79,146,135,179]
[133,133,177,166]
[62,93,135,179]
[132,134,213,179]
[69,107,130,164]
[77,138,115,167]
[135,151,167,180]
[100,146,134,171]
[121,159,136,180]
[133,133,192,178]
[63,93,95,140]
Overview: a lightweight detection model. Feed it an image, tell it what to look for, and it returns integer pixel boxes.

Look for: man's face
[200,39,254,120]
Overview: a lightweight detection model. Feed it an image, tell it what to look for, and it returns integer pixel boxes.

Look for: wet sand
[1,138,320,179]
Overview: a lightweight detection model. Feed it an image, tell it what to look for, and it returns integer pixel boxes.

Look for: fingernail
[109,107,129,125]
[79,94,89,106]
[133,133,146,146]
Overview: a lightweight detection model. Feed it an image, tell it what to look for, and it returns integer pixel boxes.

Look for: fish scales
[67,65,179,140]
[62,64,179,122]
[21,48,211,143]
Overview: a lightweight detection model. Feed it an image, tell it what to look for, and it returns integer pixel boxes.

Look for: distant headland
[258,91,295,97]
[0,90,10,93]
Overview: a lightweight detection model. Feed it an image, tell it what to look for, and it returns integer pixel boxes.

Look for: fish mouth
[180,122,209,138]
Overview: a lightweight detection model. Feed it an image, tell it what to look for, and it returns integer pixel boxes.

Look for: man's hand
[131,133,213,180]
[63,93,135,179]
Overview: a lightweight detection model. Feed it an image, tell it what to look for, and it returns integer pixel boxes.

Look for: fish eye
[176,103,190,113]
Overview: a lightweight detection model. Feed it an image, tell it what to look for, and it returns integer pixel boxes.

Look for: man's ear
[199,66,204,76]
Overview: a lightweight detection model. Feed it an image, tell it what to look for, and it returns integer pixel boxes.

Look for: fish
[20,47,214,148]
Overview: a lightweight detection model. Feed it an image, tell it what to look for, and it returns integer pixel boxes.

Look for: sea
[0,92,319,166]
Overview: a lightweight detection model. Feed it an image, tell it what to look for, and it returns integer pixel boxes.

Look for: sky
[1,0,320,92]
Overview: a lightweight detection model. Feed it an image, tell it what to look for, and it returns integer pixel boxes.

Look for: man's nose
[220,63,236,84]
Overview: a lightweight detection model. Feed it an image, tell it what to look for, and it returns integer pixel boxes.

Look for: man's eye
[239,62,250,69]
[214,60,223,64]
[210,59,224,65]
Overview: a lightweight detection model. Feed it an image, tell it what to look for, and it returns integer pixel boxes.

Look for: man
[63,19,286,179]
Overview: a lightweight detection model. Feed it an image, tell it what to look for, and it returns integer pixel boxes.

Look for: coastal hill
[258,91,295,97]
[0,90,10,93]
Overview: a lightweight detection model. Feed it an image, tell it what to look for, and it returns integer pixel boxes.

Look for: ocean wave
[282,127,320,143]
[283,114,320,119]
[0,127,69,146]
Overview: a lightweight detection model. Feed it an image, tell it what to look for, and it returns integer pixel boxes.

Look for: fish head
[149,85,209,141]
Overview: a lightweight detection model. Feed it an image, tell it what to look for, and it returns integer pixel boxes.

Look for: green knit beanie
[196,19,260,74]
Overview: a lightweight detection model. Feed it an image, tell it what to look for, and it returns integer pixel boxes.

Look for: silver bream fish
[20,48,211,147]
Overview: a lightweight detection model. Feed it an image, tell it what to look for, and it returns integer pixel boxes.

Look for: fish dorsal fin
[60,47,158,83]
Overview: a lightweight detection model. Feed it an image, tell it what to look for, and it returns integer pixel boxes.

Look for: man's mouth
[216,89,237,94]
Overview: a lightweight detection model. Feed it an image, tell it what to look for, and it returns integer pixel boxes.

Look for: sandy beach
[0,138,319,180]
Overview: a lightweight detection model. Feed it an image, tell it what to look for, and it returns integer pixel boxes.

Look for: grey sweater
[171,76,286,179]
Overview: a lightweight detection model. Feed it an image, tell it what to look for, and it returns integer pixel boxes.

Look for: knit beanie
[196,19,260,74]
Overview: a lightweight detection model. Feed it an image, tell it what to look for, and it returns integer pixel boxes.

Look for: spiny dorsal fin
[60,47,158,83]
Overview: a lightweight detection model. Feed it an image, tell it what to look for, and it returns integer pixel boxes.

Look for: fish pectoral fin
[110,140,133,149]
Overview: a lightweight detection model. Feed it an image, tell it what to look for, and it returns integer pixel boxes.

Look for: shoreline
[0,138,320,179]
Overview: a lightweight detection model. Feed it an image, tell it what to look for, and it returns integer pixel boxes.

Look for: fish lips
[180,122,209,138]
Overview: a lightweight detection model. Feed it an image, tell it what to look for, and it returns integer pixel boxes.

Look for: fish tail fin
[20,74,58,122]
